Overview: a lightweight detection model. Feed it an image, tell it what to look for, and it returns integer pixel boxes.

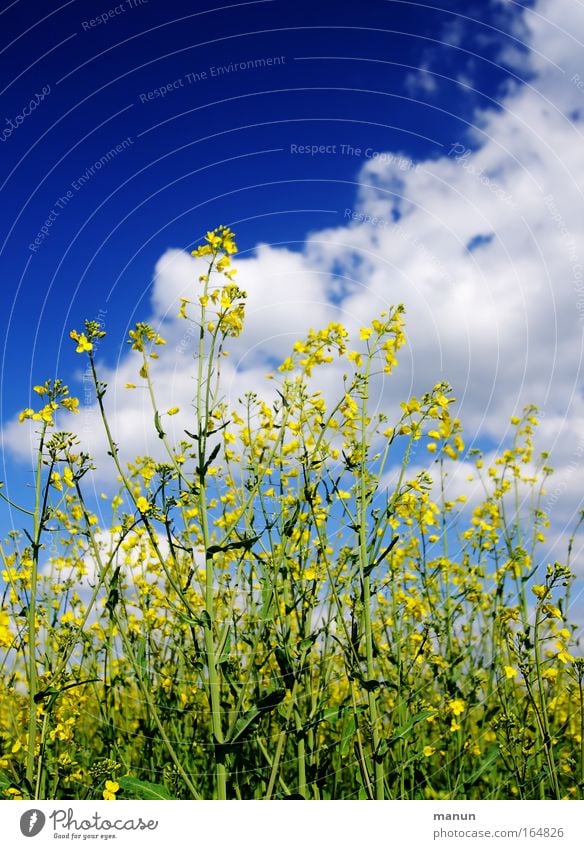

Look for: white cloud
[404,62,439,96]
[3,0,584,585]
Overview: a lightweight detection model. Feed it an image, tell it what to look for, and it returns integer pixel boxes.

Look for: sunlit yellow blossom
[69,330,93,353]
[103,780,120,801]
[542,668,559,681]
[541,603,562,620]
[448,699,466,717]
[136,496,150,513]
[556,645,574,665]
[61,397,80,413]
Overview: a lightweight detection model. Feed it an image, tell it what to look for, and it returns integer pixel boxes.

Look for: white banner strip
[1,800,583,848]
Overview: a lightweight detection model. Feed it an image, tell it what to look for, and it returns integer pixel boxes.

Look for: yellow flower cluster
[19,379,80,428]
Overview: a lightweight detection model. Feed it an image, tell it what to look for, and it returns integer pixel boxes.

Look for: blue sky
[2,0,584,615]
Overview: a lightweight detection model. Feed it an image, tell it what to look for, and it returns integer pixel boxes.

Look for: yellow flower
[103,780,120,801]
[278,357,294,372]
[70,330,93,353]
[167,407,179,416]
[359,327,373,341]
[532,585,549,600]
[136,496,150,513]
[541,603,562,619]
[31,402,58,425]
[191,244,212,257]
[7,787,23,799]
[556,645,574,665]
[423,745,435,757]
[504,666,518,680]
[542,668,559,681]
[61,397,79,414]
[448,698,466,717]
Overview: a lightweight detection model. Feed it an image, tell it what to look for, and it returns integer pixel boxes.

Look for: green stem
[26,421,48,794]
[358,360,384,800]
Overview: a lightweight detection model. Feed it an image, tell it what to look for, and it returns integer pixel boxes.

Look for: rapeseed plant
[0,226,581,800]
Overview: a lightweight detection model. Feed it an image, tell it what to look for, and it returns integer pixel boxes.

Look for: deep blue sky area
[0,0,531,522]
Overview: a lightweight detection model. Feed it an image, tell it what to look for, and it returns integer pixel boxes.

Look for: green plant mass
[1,227,582,801]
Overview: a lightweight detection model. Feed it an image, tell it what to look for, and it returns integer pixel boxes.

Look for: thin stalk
[357,357,384,799]
[532,607,561,798]
[195,257,227,800]
[26,421,48,793]
[81,510,201,799]
[578,672,584,792]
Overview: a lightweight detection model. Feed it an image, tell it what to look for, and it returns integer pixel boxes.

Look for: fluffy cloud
[4,0,584,587]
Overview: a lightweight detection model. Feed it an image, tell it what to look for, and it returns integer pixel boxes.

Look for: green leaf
[464,747,501,787]
[228,689,286,744]
[340,716,358,754]
[364,536,399,577]
[198,610,212,630]
[387,710,436,745]
[259,583,274,622]
[154,411,165,440]
[256,688,286,712]
[299,633,318,652]
[118,777,174,800]
[135,637,147,676]
[33,687,59,704]
[229,704,263,744]
[360,678,382,692]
